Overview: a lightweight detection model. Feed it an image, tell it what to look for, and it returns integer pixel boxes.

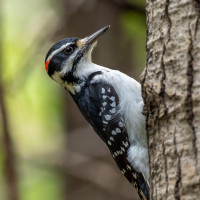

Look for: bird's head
[45,25,110,92]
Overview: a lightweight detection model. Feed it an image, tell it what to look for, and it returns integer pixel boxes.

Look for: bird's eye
[64,46,73,54]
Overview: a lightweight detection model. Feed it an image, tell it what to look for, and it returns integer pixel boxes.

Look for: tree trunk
[141,0,200,199]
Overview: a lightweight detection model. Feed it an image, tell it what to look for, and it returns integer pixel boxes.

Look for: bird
[45,25,149,200]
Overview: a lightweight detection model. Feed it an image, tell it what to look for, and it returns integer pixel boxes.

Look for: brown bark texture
[141,0,200,199]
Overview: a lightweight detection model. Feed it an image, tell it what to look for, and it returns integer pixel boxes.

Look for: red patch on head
[45,59,51,71]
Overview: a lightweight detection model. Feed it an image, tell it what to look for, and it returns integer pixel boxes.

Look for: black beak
[77,25,110,48]
[85,25,110,45]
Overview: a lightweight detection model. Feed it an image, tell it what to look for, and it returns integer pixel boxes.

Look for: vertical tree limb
[0,1,19,200]
[141,0,200,199]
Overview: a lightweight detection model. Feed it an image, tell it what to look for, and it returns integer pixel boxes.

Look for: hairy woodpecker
[45,25,149,200]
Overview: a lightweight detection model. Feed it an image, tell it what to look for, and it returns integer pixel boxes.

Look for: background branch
[0,1,19,199]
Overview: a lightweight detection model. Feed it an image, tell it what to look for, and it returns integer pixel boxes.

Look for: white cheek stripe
[46,42,72,62]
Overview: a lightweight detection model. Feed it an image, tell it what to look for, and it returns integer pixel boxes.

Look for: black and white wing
[72,78,149,200]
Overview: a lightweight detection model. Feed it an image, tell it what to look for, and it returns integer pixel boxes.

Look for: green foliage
[19,162,63,200]
[1,0,65,199]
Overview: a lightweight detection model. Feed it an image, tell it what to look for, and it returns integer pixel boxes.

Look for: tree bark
[141,0,200,199]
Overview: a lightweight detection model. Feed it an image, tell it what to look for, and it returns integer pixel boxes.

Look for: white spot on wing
[102,102,107,107]
[119,122,124,127]
[105,115,111,120]
[108,140,112,146]
[109,108,116,114]
[101,88,105,94]
[116,128,121,133]
[110,137,114,141]
[121,169,126,174]
[112,130,117,135]
[132,172,137,179]
[110,101,116,107]
[127,165,131,170]
[103,95,107,99]
[110,96,115,101]
[121,147,125,152]
[123,141,129,147]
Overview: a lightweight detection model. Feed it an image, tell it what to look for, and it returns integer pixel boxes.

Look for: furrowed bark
[141,0,200,199]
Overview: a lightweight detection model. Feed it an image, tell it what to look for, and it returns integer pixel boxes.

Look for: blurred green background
[0,0,146,200]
